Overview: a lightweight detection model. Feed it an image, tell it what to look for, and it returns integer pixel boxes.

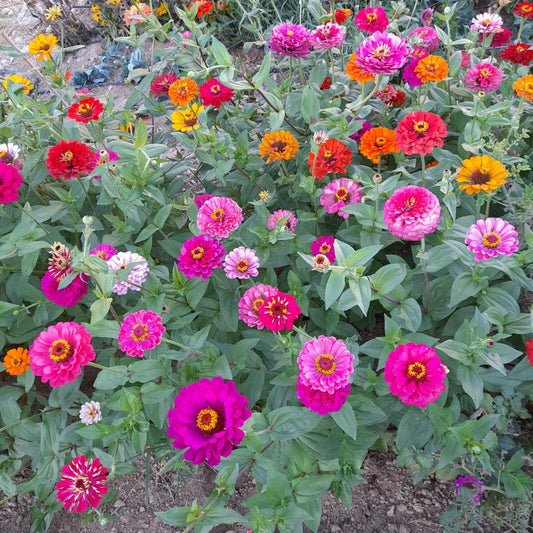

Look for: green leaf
[397,410,434,449]
[90,298,112,324]
[343,245,382,269]
[129,359,165,383]
[391,298,421,333]
[251,52,272,87]
[134,120,148,148]
[325,270,346,310]
[267,407,321,441]
[292,475,335,504]
[371,264,407,294]
[118,388,142,413]
[93,365,129,390]
[436,340,470,364]
[330,402,357,441]
[349,277,372,316]
[301,86,320,124]
[210,36,232,66]
[457,365,484,408]
[425,244,459,273]
[85,320,121,338]
[449,272,484,307]
[155,508,190,527]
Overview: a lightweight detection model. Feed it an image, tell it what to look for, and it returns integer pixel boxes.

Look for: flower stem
[88,362,131,376]
[292,325,313,340]
[420,154,426,187]
[419,238,431,314]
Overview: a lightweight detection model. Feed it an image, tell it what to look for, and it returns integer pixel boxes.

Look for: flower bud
[476,91,486,101]
[486,338,495,349]
[82,215,94,225]
[98,149,108,160]
[373,173,382,184]
[312,254,330,272]
[442,169,452,179]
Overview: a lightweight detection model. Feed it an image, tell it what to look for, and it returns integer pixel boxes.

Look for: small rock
[139,506,146,512]
[397,504,407,513]
[413,503,424,513]
[330,526,341,532]
[399,526,409,533]
[113,499,125,508]
[387,506,395,517]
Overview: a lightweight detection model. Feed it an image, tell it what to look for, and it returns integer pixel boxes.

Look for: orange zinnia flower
[513,74,533,101]
[3,347,30,376]
[28,34,58,61]
[456,155,508,195]
[414,55,449,83]
[259,130,299,163]
[168,78,199,107]
[345,53,375,84]
[359,127,399,164]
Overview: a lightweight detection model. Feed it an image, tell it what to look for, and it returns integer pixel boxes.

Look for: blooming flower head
[67,97,104,123]
[118,310,165,357]
[168,77,199,107]
[313,130,329,146]
[383,185,441,241]
[0,143,21,165]
[189,0,213,18]
[375,85,406,107]
[402,58,424,87]
[177,235,225,280]
[197,196,243,239]
[414,55,449,83]
[107,251,150,295]
[356,31,410,75]
[3,74,34,95]
[470,12,503,33]
[268,22,311,59]
[46,140,96,180]
[354,7,389,33]
[349,119,372,142]
[384,342,447,407]
[525,339,533,365]
[3,347,30,376]
[238,284,279,329]
[454,476,484,504]
[199,77,234,108]
[395,111,448,156]
[332,8,353,24]
[79,401,102,425]
[312,254,330,271]
[194,193,215,209]
[28,34,58,61]
[297,336,354,394]
[456,155,508,195]
[513,74,533,101]
[500,43,533,65]
[150,72,178,97]
[420,8,434,25]
[171,103,204,132]
[320,77,332,90]
[167,377,251,466]
[310,22,346,50]
[407,26,440,51]
[297,378,350,415]
[41,271,88,307]
[124,2,151,24]
[56,455,108,513]
[345,54,376,84]
[308,139,352,179]
[311,236,336,262]
[224,247,260,279]
[45,5,62,21]
[0,162,23,204]
[257,291,301,332]
[480,26,512,47]
[464,218,519,261]
[29,322,95,387]
[49,241,72,278]
[259,131,299,164]
[267,209,298,232]
[89,243,117,261]
[464,63,503,93]
[320,177,363,219]
[515,1,533,17]
[359,127,399,164]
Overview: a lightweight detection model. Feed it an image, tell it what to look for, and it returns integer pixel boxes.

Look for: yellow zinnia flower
[28,34,58,61]
[258,130,299,164]
[171,103,204,132]
[45,5,62,21]
[3,74,34,94]
[456,155,508,195]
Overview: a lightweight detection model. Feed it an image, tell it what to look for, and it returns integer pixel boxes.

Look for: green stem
[161,337,210,358]
[484,194,491,218]
[292,325,313,340]
[350,74,383,117]
[420,154,426,187]
[88,362,131,376]
[419,238,431,315]
[517,17,526,43]
[0,407,61,435]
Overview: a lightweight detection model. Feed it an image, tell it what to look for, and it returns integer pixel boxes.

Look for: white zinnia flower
[79,401,102,425]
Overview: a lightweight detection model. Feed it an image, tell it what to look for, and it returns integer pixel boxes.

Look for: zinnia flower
[89,243,117,261]
[383,185,441,241]
[513,74,533,101]
[332,8,353,24]
[124,2,151,24]
[258,291,301,332]
[151,72,178,97]
[3,74,34,94]
[167,376,252,466]
[359,127,399,164]
[118,310,165,357]
[3,347,30,376]
[310,22,346,50]
[464,63,503,93]
[48,242,72,278]
[41,271,88,307]
[384,342,447,407]
[238,284,279,329]
[28,34,58,61]
[354,7,389,33]
[0,162,23,204]
[480,26,511,47]
[194,193,214,209]
[310,236,335,262]
[189,0,213,18]
[297,378,350,415]
[375,85,406,107]
[349,119,372,142]
[0,143,21,165]
[525,338,533,366]
[308,139,352,179]
[56,455,108,513]
[454,476,484,504]
[456,155,508,195]
[259,130,299,164]
[395,111,448,156]
[199,77,234,108]
[79,401,102,425]
[464,218,519,261]
[177,235,225,279]
[93,149,118,179]
[268,22,311,59]
[168,78,199,107]
[320,177,363,219]
[407,26,440,51]
[223,247,260,279]
[197,196,243,239]
[501,43,533,65]
[355,31,410,75]
[515,1,533,18]
[414,55,449,83]
[171,103,204,132]
[29,322,96,387]
[470,12,503,33]
[46,140,97,180]
[420,8,434,25]
[402,58,424,87]
[107,251,150,295]
[67,97,104,123]
[267,209,298,232]
[345,54,376,84]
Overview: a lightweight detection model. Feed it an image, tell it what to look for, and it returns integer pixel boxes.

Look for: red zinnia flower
[199,77,234,108]
[331,8,353,24]
[150,72,178,97]
[515,1,533,18]
[525,339,533,365]
[67,97,104,123]
[308,139,352,179]
[500,43,533,65]
[189,0,213,18]
[480,26,511,47]
[258,291,301,332]
[375,85,406,107]
[46,140,97,180]
[395,111,447,156]
[320,77,332,90]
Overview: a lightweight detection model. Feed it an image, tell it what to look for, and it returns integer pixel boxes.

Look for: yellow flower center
[403,197,416,211]
[367,13,377,21]
[479,68,491,78]
[252,298,264,311]
[482,232,501,248]
[78,103,92,115]
[522,5,533,12]
[524,82,533,93]
[375,136,387,147]
[323,150,333,158]
[413,121,429,133]
[210,208,225,221]
[49,339,73,363]
[60,150,74,162]
[191,246,204,259]
[286,30,293,36]
[196,408,219,432]
[315,353,336,375]
[407,361,426,380]
[131,324,148,341]
[210,84,221,94]
[74,475,91,493]
[373,44,390,59]
[236,259,248,272]
[335,187,348,200]
[319,243,331,254]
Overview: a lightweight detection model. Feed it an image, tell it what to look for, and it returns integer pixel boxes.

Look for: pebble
[330,526,341,532]
[413,503,424,513]
[113,499,125,508]
[399,526,409,533]
[139,506,146,512]
[397,504,407,513]
[386,506,395,517]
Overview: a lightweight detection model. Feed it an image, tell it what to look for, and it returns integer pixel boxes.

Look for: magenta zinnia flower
[107,251,150,295]
[310,236,336,262]
[0,161,23,204]
[465,218,519,261]
[297,336,354,394]
[407,26,440,51]
[118,310,165,357]
[383,342,447,407]
[89,243,117,261]
[258,291,301,332]
[354,7,389,33]
[194,193,214,209]
[395,111,448,156]
[454,476,484,504]
[383,185,441,241]
[297,378,350,415]
[151,72,178,97]
[310,22,346,50]
[167,376,252,466]
[56,455,108,513]
[41,270,88,307]
[464,63,503,93]
[349,119,372,142]
[224,246,260,279]
[320,178,362,220]
[238,284,279,329]
[197,196,243,239]
[402,58,424,87]
[267,209,298,232]
[356,31,410,75]
[177,235,225,280]
[199,77,234,108]
[470,12,503,33]
[29,321,96,387]
[268,22,311,59]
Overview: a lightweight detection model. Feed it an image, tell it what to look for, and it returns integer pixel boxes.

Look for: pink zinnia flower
[461,51,471,68]
[267,209,298,232]
[56,455,108,513]
[258,292,301,332]
[177,235,225,280]
[197,196,243,239]
[297,336,354,394]
[118,310,165,357]
[167,376,252,466]
[470,12,503,33]
[354,7,389,33]
[395,111,448,156]
[297,378,350,415]
[238,284,279,329]
[199,77,234,108]
[464,63,503,93]
[384,342,447,407]
[402,58,424,87]
[407,26,440,51]
[41,271,88,307]
[194,193,214,209]
[310,22,346,50]
[349,119,372,142]
[107,251,150,295]
[29,321,96,387]
[93,149,118,179]
[268,22,311,59]
[464,218,519,261]
[224,247,260,279]
[420,8,434,25]
[310,236,335,262]
[90,243,117,261]
[455,476,484,504]
[356,31,410,75]
[320,178,362,220]
[0,161,23,204]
